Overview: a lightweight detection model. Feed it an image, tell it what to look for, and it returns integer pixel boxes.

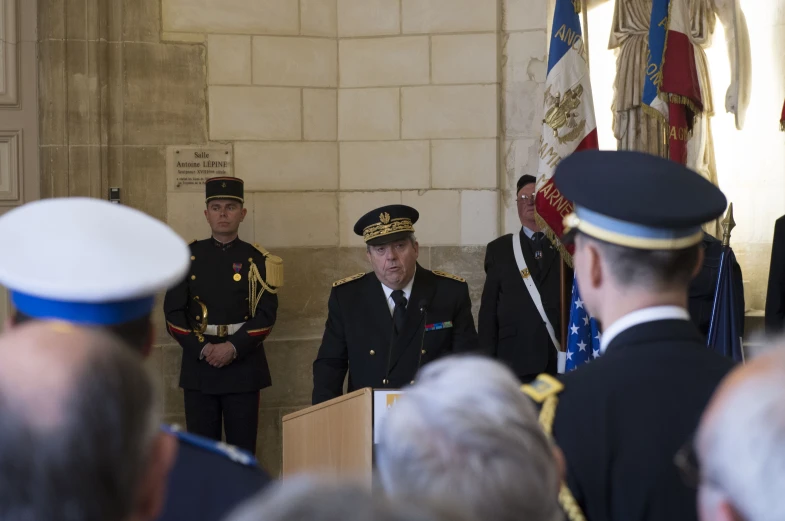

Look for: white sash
[512,234,565,373]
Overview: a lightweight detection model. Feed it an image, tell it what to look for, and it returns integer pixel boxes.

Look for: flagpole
[561,262,568,348]
[707,204,736,344]
[581,0,590,71]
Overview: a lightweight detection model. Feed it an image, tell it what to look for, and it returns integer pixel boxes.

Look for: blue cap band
[10,292,155,325]
[571,206,704,250]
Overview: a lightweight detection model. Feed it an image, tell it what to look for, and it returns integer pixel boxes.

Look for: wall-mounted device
[108,187,120,204]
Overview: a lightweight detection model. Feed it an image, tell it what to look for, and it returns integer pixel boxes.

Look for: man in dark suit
[688,231,744,337]
[765,214,785,333]
[164,177,282,455]
[522,151,736,521]
[479,174,561,382]
[312,204,479,405]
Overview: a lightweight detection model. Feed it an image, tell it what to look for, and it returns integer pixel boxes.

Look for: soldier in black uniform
[312,205,479,405]
[0,197,271,521]
[164,177,282,455]
[522,151,736,521]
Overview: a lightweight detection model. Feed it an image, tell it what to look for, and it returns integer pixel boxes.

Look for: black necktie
[391,290,408,336]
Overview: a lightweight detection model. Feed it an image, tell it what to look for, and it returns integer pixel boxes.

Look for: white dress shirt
[599,305,691,354]
[381,268,416,316]
[522,225,536,239]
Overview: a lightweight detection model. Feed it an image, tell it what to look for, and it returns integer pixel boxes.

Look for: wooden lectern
[281,388,404,485]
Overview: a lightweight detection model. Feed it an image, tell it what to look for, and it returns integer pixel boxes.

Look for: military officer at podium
[312,205,479,405]
[164,177,283,455]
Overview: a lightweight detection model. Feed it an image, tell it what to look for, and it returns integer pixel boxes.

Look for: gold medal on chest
[233,273,242,282]
[232,263,243,282]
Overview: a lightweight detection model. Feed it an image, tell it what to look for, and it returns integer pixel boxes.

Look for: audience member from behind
[0,321,176,521]
[535,151,736,521]
[376,356,562,521]
[694,345,785,521]
[0,197,271,521]
[226,476,470,521]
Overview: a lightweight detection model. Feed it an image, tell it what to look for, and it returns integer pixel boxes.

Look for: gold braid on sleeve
[538,395,587,521]
[248,260,278,318]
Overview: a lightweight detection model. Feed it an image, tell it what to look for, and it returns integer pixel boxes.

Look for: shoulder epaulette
[160,424,258,468]
[520,373,564,403]
[250,243,284,288]
[333,272,366,287]
[432,270,466,283]
[520,375,586,521]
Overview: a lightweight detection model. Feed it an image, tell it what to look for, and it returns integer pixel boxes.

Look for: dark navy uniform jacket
[312,265,479,404]
[766,215,785,333]
[155,425,272,521]
[552,319,735,521]
[163,237,278,394]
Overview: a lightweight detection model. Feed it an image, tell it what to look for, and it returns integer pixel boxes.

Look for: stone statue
[592,0,751,189]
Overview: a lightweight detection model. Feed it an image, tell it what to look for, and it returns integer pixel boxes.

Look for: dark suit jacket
[766,215,785,333]
[552,320,735,521]
[688,232,744,337]
[478,229,561,380]
[312,265,479,405]
[163,238,278,394]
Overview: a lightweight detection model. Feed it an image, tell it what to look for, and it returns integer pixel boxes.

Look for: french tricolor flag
[642,0,703,164]
[535,0,598,264]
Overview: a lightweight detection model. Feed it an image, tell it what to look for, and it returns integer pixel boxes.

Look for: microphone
[418,299,429,314]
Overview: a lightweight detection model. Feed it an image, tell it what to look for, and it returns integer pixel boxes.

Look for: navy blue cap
[354,205,419,246]
[554,150,727,250]
[206,177,243,204]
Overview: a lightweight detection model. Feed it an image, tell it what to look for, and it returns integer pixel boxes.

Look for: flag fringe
[664,93,702,117]
[535,212,574,268]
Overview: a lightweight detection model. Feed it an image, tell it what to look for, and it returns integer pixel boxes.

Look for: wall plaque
[167,145,233,192]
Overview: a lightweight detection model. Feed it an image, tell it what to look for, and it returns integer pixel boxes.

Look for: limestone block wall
[37,0,549,476]
[164,0,504,249]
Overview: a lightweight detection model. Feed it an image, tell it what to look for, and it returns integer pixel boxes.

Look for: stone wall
[37,0,209,432]
[37,0,549,476]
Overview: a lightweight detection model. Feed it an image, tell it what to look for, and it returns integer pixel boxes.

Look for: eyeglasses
[517,194,536,205]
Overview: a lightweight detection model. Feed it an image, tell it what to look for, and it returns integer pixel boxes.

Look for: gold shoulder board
[333,272,366,287]
[521,374,564,403]
[253,243,284,288]
[432,270,466,283]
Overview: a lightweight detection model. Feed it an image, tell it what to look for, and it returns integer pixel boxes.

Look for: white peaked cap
[0,197,190,325]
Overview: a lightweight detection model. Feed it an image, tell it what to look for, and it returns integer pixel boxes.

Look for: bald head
[0,321,165,521]
[696,346,785,521]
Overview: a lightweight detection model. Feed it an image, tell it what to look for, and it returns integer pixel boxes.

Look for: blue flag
[707,247,744,362]
[642,0,670,118]
[565,276,602,371]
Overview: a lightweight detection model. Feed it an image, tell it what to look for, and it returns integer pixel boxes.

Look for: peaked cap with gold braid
[354,204,419,246]
[521,374,587,521]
